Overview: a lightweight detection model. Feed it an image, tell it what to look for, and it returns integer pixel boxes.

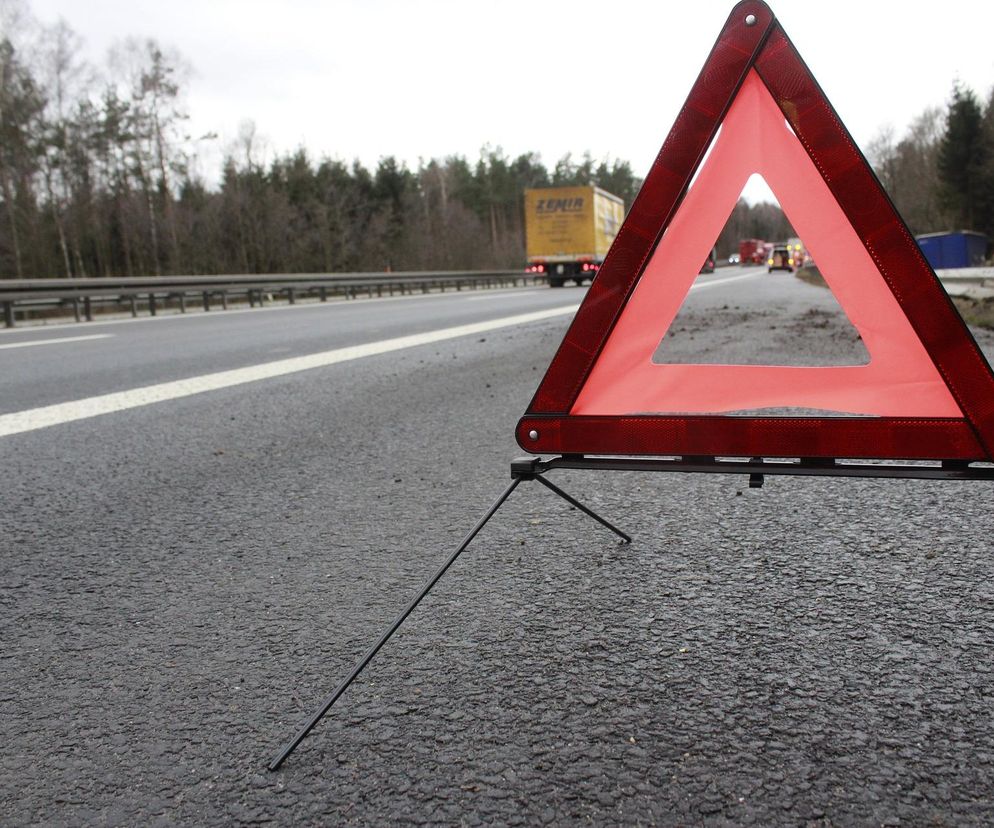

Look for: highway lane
[4,268,994,824]
[0,267,769,424]
[0,284,579,416]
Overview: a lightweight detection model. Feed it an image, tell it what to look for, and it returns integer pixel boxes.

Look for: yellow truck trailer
[523,185,625,287]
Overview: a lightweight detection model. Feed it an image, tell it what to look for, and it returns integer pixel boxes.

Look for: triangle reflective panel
[517,0,994,462]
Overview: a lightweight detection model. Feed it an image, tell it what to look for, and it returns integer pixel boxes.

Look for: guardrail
[0,270,544,328]
[5,266,987,329]
[935,267,994,300]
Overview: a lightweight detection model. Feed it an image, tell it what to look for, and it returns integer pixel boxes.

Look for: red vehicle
[738,238,767,265]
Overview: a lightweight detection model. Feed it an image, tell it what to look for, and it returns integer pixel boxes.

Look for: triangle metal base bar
[268,466,629,772]
[519,454,994,484]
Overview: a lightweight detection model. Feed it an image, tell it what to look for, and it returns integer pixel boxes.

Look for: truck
[784,237,808,268]
[738,238,768,265]
[524,186,625,287]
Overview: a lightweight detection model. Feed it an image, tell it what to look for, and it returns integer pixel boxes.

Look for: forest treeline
[868,83,994,246]
[2,1,993,279]
[0,4,647,279]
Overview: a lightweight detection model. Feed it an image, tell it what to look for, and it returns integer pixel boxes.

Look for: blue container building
[915,231,989,269]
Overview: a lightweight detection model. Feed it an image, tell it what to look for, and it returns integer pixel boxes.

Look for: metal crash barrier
[0,270,546,328]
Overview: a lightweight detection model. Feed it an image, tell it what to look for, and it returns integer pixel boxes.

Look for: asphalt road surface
[3,271,994,825]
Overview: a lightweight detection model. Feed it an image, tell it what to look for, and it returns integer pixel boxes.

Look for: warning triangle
[517,0,994,462]
[577,71,959,419]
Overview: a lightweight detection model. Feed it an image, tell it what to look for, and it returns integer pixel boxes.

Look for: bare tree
[0,0,43,278]
[869,108,950,234]
[35,18,91,276]
[108,37,190,274]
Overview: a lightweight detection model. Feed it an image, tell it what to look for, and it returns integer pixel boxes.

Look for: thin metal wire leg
[268,476,523,771]
[533,474,631,543]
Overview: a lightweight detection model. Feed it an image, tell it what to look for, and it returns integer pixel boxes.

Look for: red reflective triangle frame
[517,0,994,462]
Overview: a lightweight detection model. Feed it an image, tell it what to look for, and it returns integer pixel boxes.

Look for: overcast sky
[24,0,994,196]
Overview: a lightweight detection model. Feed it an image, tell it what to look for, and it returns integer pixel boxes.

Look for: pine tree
[978,86,994,239]
[937,83,986,230]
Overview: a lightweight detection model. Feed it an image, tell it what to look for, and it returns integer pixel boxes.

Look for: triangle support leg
[532,474,632,544]
[268,475,523,771]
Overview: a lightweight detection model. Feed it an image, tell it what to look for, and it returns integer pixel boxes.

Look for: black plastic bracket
[511,456,542,479]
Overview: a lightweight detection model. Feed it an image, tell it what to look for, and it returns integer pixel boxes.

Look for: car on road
[768,245,794,273]
[700,247,717,273]
[728,253,741,265]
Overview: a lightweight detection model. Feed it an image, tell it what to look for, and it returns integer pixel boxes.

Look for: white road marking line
[466,289,547,301]
[692,271,764,290]
[0,334,113,351]
[0,305,579,438]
